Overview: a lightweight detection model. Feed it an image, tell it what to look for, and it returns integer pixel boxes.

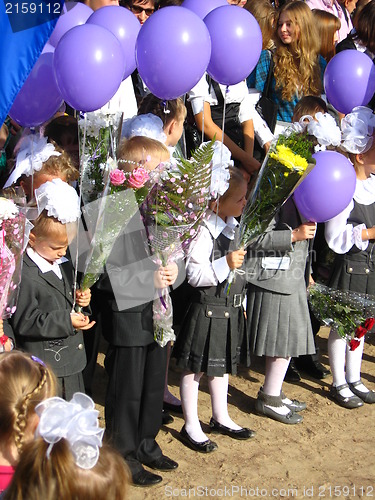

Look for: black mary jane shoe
[209,417,256,440]
[348,380,375,404]
[284,359,301,382]
[179,425,218,453]
[132,469,162,487]
[329,383,364,409]
[146,455,179,471]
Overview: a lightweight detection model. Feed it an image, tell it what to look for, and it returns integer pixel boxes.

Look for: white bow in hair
[341,106,375,154]
[208,141,232,198]
[121,113,167,144]
[35,392,104,470]
[4,136,61,188]
[307,112,342,151]
[34,178,80,224]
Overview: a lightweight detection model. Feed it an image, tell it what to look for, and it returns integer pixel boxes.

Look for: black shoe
[179,425,218,453]
[348,380,375,404]
[162,409,174,425]
[295,355,330,380]
[209,417,256,440]
[284,360,301,382]
[146,455,179,471]
[329,383,364,409]
[163,401,183,414]
[132,469,162,487]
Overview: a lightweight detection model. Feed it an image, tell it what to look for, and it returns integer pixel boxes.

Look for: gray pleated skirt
[246,282,315,358]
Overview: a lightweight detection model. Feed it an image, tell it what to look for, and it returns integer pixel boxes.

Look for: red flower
[364,318,375,331]
[355,325,368,339]
[349,338,361,351]
[0,335,9,346]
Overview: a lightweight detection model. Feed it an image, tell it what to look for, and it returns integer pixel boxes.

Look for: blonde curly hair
[273,1,323,102]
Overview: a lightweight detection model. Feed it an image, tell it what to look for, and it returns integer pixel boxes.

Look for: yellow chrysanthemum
[269,144,308,172]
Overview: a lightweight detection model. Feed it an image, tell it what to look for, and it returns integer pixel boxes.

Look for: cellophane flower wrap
[140,141,214,347]
[308,283,375,350]
[79,165,158,292]
[78,111,123,204]
[226,131,316,292]
[0,190,28,319]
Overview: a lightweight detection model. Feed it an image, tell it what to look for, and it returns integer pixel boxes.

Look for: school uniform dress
[325,175,375,295]
[96,213,170,476]
[246,198,315,358]
[173,211,249,377]
[10,249,86,399]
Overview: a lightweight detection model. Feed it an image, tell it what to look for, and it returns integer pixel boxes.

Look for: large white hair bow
[4,136,61,188]
[35,178,80,224]
[35,392,104,470]
[122,113,167,144]
[209,141,232,198]
[306,112,342,151]
[341,106,375,154]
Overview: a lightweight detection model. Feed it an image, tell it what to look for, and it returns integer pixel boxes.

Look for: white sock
[180,371,208,443]
[346,337,367,392]
[208,374,242,431]
[262,357,292,416]
[328,329,354,398]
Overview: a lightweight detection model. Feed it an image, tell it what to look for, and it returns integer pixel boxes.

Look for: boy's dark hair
[353,0,375,54]
[292,96,328,122]
[44,115,78,149]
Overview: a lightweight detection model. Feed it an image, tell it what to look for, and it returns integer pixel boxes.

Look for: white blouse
[325,175,375,254]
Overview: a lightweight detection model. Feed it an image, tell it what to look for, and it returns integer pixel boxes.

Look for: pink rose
[110,169,126,186]
[127,167,150,189]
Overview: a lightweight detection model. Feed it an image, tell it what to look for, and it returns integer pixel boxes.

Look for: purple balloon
[324,50,375,115]
[48,2,93,47]
[293,150,356,223]
[41,42,55,54]
[9,52,63,128]
[53,24,125,112]
[182,0,227,19]
[86,6,140,80]
[204,6,262,86]
[136,6,211,100]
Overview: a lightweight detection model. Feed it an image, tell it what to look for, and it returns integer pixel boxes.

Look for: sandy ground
[93,327,375,500]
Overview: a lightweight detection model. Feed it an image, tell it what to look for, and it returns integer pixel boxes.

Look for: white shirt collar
[26,247,68,280]
[204,210,238,240]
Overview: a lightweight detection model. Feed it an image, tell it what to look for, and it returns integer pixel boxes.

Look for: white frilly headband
[4,136,61,188]
[340,106,375,154]
[121,113,167,144]
[208,141,232,198]
[35,392,104,470]
[35,178,80,224]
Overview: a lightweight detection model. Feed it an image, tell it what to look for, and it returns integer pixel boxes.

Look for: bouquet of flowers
[0,195,27,320]
[238,131,316,249]
[308,283,375,350]
[140,141,215,346]
[79,165,157,292]
[225,131,316,293]
[78,111,123,204]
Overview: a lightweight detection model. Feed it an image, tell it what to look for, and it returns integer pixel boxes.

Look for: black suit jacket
[10,254,86,377]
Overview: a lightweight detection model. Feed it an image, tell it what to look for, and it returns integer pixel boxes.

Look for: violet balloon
[182,0,227,19]
[9,52,63,128]
[324,50,375,115]
[204,6,262,86]
[54,24,125,112]
[136,6,211,100]
[86,6,140,80]
[293,150,356,223]
[48,2,93,47]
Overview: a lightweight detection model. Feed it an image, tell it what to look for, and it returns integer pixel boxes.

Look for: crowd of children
[0,0,375,494]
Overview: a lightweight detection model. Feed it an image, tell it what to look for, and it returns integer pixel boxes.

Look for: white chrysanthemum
[0,197,19,223]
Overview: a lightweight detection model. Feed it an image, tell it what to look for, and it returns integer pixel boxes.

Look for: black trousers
[105,342,167,475]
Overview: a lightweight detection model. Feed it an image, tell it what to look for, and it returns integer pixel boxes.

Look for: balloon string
[72,113,87,311]
[30,128,35,203]
[201,99,205,145]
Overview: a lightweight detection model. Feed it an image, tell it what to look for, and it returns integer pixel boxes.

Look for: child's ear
[356,152,365,165]
[28,232,36,247]
[165,119,175,137]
